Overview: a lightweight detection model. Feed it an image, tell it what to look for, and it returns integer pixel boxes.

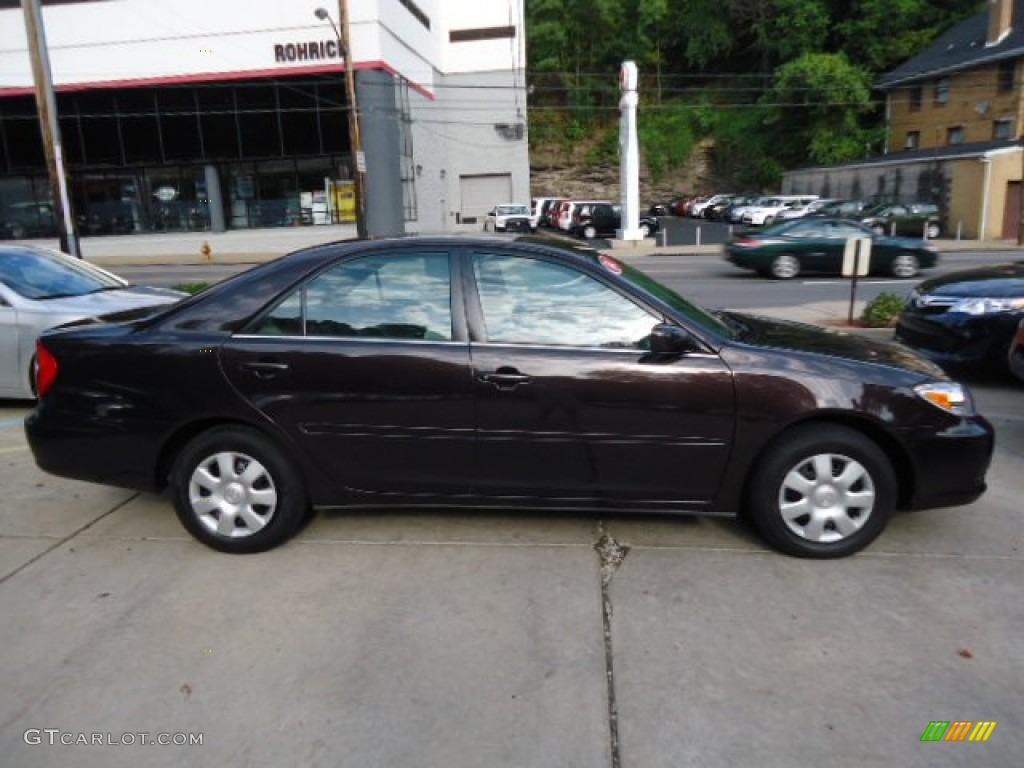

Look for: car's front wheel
[769,253,800,279]
[926,223,941,239]
[890,252,920,278]
[170,426,308,553]
[745,425,895,558]
[639,222,651,237]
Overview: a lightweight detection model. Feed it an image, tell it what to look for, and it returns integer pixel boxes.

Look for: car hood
[720,311,945,377]
[29,285,185,315]
[914,262,1024,298]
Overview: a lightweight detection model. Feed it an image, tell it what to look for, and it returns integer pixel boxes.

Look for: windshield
[497,205,530,216]
[0,247,125,300]
[613,259,732,338]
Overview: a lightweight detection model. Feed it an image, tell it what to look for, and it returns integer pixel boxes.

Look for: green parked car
[858,202,943,239]
[723,217,940,280]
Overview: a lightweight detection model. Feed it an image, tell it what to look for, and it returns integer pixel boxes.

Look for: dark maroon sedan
[25,236,994,557]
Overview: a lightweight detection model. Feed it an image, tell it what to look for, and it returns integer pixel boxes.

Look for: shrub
[173,282,211,295]
[860,292,905,327]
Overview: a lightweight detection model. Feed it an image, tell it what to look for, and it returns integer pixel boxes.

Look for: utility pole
[315,4,366,238]
[21,0,80,257]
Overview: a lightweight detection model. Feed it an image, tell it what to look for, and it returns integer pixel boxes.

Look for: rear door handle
[478,368,532,390]
[240,361,290,379]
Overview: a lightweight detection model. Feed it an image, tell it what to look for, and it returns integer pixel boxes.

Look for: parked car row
[531,197,659,240]
[648,193,947,238]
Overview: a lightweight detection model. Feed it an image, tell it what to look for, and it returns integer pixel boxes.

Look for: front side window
[471,253,655,349]
[253,251,452,340]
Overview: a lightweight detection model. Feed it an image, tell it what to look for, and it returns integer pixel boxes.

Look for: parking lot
[1,364,1022,766]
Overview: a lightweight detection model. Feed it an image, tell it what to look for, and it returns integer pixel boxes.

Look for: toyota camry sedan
[724,217,939,279]
[25,236,993,558]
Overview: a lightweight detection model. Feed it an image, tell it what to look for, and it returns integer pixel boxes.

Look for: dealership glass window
[472,253,654,349]
[397,79,418,222]
[934,78,950,106]
[993,118,1015,140]
[904,131,920,149]
[998,60,1016,92]
[946,125,964,144]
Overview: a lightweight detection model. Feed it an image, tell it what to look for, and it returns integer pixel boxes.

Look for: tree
[762,52,875,166]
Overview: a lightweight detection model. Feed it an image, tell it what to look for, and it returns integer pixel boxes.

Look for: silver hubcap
[773,255,799,279]
[189,451,277,538]
[893,254,917,277]
[778,453,874,544]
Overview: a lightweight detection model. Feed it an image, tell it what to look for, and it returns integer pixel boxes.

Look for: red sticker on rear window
[599,254,623,274]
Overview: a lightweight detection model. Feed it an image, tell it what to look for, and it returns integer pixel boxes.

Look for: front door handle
[240,361,290,379]
[478,367,532,390]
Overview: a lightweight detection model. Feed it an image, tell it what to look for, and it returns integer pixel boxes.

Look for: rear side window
[251,251,452,341]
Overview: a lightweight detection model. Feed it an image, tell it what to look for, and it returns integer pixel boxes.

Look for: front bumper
[895,310,1022,370]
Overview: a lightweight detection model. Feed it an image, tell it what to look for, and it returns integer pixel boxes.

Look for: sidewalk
[25,225,1024,268]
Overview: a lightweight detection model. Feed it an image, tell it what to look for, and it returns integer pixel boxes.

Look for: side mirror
[649,323,698,356]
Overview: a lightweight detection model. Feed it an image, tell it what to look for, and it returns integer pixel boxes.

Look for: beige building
[783,0,1024,240]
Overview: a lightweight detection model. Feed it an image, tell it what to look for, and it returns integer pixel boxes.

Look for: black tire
[639,222,651,237]
[745,425,896,558]
[583,224,597,239]
[170,426,308,553]
[769,253,800,280]
[890,252,920,279]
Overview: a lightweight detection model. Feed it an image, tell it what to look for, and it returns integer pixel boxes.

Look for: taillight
[35,340,58,398]
[732,237,757,247]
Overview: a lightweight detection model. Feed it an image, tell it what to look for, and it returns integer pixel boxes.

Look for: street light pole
[21,0,80,257]
[315,4,367,238]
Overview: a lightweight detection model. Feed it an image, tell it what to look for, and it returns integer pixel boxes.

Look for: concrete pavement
[1,377,1022,766]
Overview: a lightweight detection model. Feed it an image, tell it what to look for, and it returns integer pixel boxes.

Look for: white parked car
[742,195,819,226]
[689,193,733,218]
[774,198,842,221]
[483,204,534,233]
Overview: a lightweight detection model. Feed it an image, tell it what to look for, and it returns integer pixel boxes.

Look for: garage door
[460,174,512,224]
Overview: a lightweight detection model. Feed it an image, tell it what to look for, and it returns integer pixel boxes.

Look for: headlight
[914,382,974,416]
[950,297,1024,315]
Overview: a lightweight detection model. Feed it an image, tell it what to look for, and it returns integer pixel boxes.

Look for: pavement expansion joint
[594,527,630,768]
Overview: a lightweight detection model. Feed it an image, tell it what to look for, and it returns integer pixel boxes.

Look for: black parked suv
[572,203,660,239]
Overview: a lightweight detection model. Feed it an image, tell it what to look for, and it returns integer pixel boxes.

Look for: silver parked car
[0,244,185,399]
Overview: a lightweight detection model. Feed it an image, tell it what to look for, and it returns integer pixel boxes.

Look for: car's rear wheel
[639,222,651,237]
[171,426,308,553]
[746,425,895,558]
[872,224,886,236]
[583,225,597,239]
[769,253,800,279]
[890,252,920,279]
[926,223,941,239]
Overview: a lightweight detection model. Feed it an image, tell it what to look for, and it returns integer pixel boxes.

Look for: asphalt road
[115,245,1018,315]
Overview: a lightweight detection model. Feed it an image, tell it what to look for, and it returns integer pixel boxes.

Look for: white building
[0,0,529,237]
